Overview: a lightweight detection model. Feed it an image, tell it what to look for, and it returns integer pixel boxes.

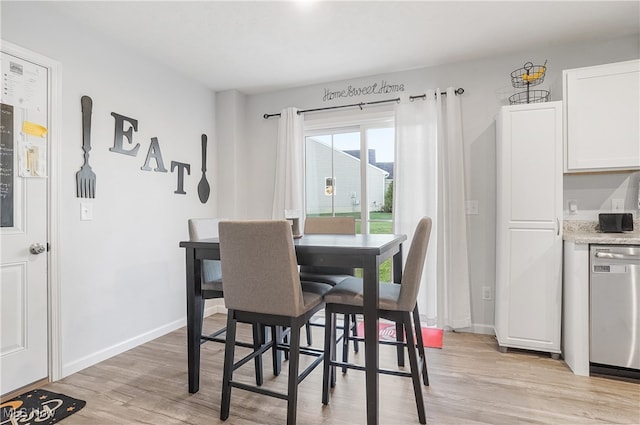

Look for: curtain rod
[262,87,465,119]
[263,97,401,119]
[409,87,465,102]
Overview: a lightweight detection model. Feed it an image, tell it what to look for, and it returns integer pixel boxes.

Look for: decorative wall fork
[76,95,96,198]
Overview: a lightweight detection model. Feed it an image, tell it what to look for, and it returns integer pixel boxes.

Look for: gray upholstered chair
[188,218,224,333]
[218,220,325,425]
[188,218,271,385]
[299,216,357,284]
[321,217,433,425]
[299,216,359,352]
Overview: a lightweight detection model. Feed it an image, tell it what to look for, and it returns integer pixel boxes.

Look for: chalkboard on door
[0,103,14,227]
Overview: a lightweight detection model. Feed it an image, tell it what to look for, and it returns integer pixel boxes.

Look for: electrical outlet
[612,198,625,212]
[482,286,492,300]
[568,199,578,214]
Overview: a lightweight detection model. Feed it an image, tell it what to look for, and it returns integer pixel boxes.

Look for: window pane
[332,132,361,221]
[366,127,394,235]
[305,134,333,217]
[305,131,361,221]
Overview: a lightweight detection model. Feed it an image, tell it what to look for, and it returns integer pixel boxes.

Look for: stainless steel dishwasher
[590,245,640,377]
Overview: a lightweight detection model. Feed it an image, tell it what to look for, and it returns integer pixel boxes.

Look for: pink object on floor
[356,321,443,349]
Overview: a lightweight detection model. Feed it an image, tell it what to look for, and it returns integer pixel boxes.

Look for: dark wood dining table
[180,232,407,425]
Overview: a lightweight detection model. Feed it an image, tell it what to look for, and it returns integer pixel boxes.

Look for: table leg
[393,246,404,366]
[186,248,202,393]
[393,245,403,283]
[363,256,380,425]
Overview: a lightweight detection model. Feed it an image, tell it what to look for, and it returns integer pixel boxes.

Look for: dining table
[180,232,407,425]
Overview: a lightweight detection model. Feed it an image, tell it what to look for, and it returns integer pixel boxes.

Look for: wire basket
[508,90,550,105]
[511,61,547,88]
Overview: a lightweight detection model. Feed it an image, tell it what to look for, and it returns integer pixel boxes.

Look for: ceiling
[46,1,640,94]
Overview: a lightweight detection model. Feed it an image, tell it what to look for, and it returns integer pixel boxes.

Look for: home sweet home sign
[322,80,405,102]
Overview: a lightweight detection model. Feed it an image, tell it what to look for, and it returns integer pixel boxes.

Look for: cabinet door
[496,102,563,353]
[564,60,640,172]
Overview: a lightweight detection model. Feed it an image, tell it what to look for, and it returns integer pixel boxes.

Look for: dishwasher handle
[594,252,640,261]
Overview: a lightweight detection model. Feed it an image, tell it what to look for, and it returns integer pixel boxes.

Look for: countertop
[563,219,640,245]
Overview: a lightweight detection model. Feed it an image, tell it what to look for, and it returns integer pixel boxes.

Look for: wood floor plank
[41,314,639,425]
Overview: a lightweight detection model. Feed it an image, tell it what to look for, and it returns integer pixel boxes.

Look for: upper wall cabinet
[563,59,640,173]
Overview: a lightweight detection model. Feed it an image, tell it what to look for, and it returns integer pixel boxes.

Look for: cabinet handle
[595,252,640,261]
[557,218,560,236]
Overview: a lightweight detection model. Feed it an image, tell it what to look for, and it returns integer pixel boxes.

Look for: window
[304,113,395,279]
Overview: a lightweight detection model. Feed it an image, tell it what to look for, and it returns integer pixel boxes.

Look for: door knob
[30,243,46,255]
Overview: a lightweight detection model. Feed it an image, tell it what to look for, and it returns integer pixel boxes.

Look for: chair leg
[330,315,337,388]
[351,313,359,353]
[412,306,429,386]
[396,320,405,367]
[286,322,302,425]
[305,321,312,346]
[341,313,350,373]
[200,299,206,340]
[283,329,290,361]
[403,312,426,425]
[220,311,237,421]
[272,326,282,377]
[252,323,264,386]
[322,310,336,405]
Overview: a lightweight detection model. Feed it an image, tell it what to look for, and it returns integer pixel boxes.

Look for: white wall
[564,171,640,220]
[2,3,217,376]
[219,34,639,332]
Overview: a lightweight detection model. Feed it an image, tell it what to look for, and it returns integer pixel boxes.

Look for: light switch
[80,202,93,221]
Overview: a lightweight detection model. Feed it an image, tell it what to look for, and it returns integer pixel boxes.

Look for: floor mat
[1,389,85,424]
[356,321,443,349]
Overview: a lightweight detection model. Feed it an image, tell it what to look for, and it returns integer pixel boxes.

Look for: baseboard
[313,311,495,336]
[60,310,495,378]
[457,324,496,335]
[63,301,229,379]
[61,318,185,378]
[204,300,227,317]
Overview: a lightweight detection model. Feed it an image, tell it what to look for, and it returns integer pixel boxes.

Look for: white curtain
[272,107,305,227]
[394,90,439,323]
[394,87,471,329]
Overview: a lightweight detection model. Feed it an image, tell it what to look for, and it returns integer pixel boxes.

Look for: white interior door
[0,50,49,396]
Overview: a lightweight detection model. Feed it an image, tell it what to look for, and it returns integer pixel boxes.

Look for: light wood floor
[38,314,639,424]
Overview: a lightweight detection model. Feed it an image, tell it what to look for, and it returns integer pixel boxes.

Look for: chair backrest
[397,217,433,311]
[188,218,225,283]
[219,220,306,316]
[304,216,356,235]
[301,216,356,276]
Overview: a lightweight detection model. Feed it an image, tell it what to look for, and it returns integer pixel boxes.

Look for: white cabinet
[495,101,563,356]
[563,59,640,173]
